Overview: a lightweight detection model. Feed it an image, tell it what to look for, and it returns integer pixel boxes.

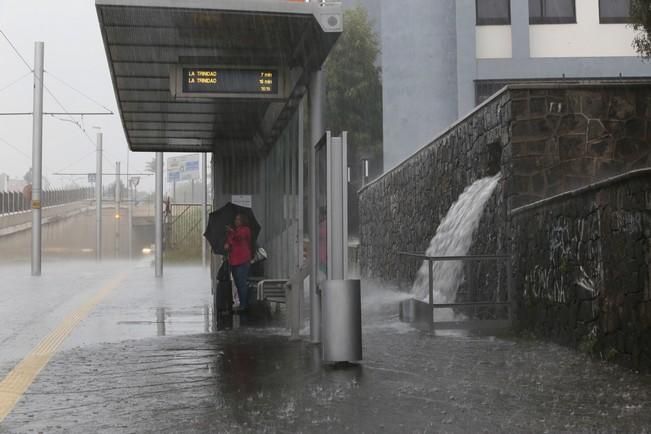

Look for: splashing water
[412,173,501,303]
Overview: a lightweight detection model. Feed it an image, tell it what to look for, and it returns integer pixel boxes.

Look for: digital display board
[182,68,278,95]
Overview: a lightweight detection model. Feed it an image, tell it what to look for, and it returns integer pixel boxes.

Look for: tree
[24,167,32,183]
[324,7,383,237]
[145,157,156,173]
[632,0,651,58]
[325,7,382,167]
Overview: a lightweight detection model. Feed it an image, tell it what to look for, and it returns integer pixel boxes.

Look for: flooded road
[0,208,152,262]
[0,262,650,433]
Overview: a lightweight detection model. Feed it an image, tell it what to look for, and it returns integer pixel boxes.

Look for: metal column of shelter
[202,152,208,268]
[316,131,361,362]
[309,70,325,344]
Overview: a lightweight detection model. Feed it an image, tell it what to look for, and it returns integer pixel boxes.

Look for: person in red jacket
[224,214,252,311]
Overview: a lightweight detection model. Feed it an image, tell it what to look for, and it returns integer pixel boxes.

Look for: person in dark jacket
[224,213,252,311]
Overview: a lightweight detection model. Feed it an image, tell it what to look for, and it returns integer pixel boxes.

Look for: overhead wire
[1,135,112,187]
[0,138,112,188]
[44,71,113,115]
[43,86,98,146]
[0,136,31,161]
[1,27,128,184]
[0,136,59,180]
[50,149,97,175]
[0,28,33,71]
[0,27,115,151]
[0,71,32,95]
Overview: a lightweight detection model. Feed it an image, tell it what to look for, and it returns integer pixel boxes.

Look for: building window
[476,0,511,25]
[599,0,633,23]
[529,0,576,24]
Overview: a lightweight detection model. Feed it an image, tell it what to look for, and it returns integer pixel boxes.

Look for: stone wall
[359,92,511,286]
[511,170,651,372]
[508,84,651,208]
[360,83,651,288]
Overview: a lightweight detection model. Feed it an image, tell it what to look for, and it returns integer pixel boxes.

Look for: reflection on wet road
[0,262,650,432]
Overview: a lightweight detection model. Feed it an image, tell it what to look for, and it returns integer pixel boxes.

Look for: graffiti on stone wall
[523,215,602,307]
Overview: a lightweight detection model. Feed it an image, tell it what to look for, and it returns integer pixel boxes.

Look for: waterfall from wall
[412,173,501,303]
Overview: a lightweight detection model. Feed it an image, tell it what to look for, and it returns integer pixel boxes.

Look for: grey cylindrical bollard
[321,279,362,362]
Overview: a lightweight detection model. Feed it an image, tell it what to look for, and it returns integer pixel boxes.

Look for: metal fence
[0,187,94,215]
[165,203,211,257]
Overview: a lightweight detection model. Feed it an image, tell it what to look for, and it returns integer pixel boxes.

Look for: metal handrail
[398,252,510,261]
[398,251,512,330]
[426,301,511,308]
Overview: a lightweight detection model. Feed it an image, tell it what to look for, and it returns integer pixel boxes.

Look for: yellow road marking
[0,272,127,422]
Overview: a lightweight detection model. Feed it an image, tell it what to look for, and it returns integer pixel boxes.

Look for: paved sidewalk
[2,277,651,433]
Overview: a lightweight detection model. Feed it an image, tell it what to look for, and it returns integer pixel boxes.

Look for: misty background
[0,0,379,195]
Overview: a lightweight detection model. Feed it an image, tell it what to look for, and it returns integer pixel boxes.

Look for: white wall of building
[476,26,512,59]
[530,0,638,58]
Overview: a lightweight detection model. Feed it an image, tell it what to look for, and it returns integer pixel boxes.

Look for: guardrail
[397,252,512,330]
[0,187,94,215]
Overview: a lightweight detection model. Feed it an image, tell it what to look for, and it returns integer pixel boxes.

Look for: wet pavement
[1,261,651,433]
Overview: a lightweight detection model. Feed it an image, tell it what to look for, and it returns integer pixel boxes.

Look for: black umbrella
[204,202,261,255]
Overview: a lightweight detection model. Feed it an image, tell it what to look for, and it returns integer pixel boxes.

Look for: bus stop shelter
[96,0,344,343]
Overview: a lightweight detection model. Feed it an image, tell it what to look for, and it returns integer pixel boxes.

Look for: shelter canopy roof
[96,0,342,154]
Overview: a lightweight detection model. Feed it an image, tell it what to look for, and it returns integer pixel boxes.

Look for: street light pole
[31,41,44,277]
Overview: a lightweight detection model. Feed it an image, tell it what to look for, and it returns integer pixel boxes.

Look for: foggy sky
[0,0,377,193]
[0,0,160,191]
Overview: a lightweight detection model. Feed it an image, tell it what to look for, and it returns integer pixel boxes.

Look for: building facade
[380,0,651,171]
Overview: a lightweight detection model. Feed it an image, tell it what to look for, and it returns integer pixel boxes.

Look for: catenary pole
[96,132,103,261]
[31,42,44,277]
[155,152,163,277]
[127,152,132,260]
[115,161,120,258]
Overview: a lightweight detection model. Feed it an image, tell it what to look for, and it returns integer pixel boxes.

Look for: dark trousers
[231,262,251,309]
